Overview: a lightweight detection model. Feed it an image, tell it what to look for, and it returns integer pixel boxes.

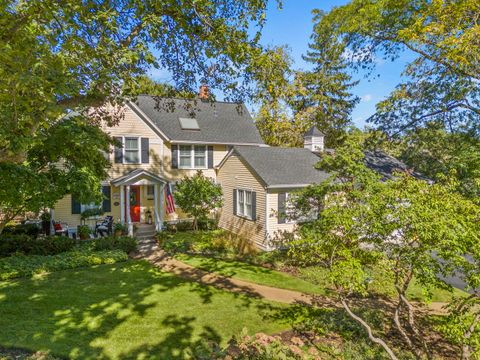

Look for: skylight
[179,117,200,130]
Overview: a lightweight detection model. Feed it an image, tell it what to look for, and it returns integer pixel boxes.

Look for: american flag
[165,183,176,214]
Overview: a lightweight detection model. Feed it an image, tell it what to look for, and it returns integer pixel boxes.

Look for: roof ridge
[133,94,244,105]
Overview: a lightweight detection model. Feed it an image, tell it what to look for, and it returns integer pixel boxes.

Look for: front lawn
[0,261,287,360]
[175,253,327,295]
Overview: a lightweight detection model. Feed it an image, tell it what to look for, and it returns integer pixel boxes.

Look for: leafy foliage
[253,11,358,148]
[315,0,480,134]
[0,0,275,232]
[89,236,138,254]
[0,249,127,281]
[0,235,75,258]
[174,171,223,230]
[288,132,480,359]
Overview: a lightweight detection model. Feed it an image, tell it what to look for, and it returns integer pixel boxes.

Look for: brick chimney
[304,126,325,152]
[199,84,210,100]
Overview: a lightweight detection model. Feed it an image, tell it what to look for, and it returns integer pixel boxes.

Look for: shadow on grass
[0,260,284,360]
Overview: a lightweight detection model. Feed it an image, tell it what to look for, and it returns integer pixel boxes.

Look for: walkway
[132,237,316,305]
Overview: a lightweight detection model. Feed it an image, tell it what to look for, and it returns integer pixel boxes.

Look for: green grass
[175,253,326,295]
[175,254,466,303]
[0,261,288,360]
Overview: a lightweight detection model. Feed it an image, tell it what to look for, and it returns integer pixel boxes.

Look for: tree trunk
[192,217,198,231]
[340,299,399,360]
[461,313,480,360]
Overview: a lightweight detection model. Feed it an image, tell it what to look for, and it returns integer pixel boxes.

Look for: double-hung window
[237,189,253,219]
[124,137,140,164]
[178,145,207,169]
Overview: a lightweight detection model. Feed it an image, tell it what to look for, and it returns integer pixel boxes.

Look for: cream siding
[102,106,164,179]
[217,154,267,250]
[53,105,232,226]
[266,191,297,244]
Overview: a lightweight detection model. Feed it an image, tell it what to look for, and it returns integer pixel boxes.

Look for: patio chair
[95,216,113,237]
[53,221,69,236]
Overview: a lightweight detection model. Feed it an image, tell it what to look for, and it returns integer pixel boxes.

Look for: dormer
[303,126,324,152]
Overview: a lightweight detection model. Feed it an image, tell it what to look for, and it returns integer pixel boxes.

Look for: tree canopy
[0,0,275,229]
[315,0,480,135]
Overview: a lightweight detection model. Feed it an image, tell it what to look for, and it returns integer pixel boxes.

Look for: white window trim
[236,188,253,220]
[177,144,208,170]
[123,136,141,165]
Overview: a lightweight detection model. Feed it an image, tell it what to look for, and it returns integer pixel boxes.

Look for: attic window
[179,117,200,130]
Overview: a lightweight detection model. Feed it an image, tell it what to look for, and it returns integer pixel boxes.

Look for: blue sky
[149,0,411,128]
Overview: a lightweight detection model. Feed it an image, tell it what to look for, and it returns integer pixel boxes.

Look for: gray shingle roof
[130,96,264,144]
[232,146,330,188]
[305,126,324,137]
[228,147,424,188]
[364,150,427,180]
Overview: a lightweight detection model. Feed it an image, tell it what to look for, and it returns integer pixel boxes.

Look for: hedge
[0,235,76,258]
[0,249,128,281]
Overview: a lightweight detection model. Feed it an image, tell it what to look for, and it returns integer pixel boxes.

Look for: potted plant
[113,223,126,237]
[40,211,52,235]
[77,225,90,240]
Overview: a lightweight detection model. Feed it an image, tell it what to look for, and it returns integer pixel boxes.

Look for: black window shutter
[251,191,257,220]
[102,186,111,212]
[207,146,214,168]
[171,144,178,169]
[141,138,149,164]
[278,192,286,224]
[71,195,81,214]
[114,137,123,163]
[233,189,237,215]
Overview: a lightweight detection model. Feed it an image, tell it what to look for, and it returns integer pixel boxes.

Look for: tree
[315,0,480,135]
[389,122,480,201]
[253,10,359,148]
[122,75,196,98]
[0,1,273,231]
[174,171,223,231]
[288,133,480,359]
[292,10,359,147]
[0,116,112,233]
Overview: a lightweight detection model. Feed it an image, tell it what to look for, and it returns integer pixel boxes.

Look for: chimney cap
[305,126,324,137]
[199,84,210,100]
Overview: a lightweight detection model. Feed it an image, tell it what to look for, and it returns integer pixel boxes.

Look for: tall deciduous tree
[315,0,480,135]
[0,0,273,231]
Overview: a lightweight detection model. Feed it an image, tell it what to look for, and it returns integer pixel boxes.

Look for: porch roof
[110,169,167,186]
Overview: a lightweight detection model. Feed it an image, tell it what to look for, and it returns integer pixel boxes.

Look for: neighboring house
[53,87,265,235]
[216,128,419,250]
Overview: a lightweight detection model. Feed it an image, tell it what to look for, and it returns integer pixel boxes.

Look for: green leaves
[174,171,223,231]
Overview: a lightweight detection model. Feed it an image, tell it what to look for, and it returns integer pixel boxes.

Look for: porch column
[126,185,133,236]
[153,183,161,232]
[159,183,165,227]
[120,185,125,223]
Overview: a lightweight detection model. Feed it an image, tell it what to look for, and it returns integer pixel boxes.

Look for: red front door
[126,186,141,222]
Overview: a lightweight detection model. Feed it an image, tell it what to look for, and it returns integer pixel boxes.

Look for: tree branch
[340,298,399,360]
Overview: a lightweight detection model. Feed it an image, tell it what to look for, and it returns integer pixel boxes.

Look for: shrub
[2,223,41,238]
[90,236,137,253]
[0,248,128,280]
[0,235,76,257]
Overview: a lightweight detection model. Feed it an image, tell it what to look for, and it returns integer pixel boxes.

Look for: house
[216,128,419,250]
[52,87,265,235]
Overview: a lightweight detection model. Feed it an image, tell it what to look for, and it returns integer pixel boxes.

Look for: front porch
[111,169,167,236]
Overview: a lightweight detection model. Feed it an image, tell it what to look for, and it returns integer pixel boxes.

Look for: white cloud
[361,94,373,102]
